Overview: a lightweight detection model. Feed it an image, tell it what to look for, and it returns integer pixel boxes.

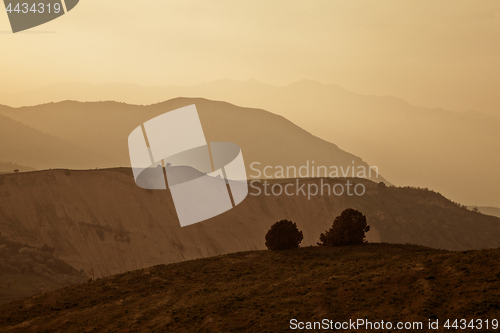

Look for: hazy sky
[1,0,500,114]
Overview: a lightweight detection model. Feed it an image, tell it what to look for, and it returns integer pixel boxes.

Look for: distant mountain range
[0,80,497,207]
[0,112,105,170]
[0,98,385,184]
[0,168,498,278]
[0,162,35,174]
[476,206,500,218]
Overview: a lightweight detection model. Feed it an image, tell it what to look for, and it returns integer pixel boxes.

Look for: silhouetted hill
[0,244,499,332]
[0,98,386,183]
[0,112,106,170]
[0,169,498,278]
[2,80,497,207]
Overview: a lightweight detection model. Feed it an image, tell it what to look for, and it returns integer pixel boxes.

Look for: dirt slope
[0,169,498,278]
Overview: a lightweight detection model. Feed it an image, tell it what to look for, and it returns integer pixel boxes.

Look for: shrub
[318,208,370,246]
[265,220,303,251]
[40,244,55,254]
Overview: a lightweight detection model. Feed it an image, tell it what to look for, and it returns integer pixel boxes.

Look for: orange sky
[1,0,500,114]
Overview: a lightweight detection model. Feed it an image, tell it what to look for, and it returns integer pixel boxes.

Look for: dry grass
[0,243,499,332]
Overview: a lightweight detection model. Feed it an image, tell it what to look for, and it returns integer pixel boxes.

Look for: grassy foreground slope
[0,244,499,332]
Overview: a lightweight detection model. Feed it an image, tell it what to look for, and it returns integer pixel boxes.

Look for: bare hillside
[0,169,498,278]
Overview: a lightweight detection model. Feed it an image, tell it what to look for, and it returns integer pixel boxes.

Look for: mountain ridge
[0,112,106,170]
[0,98,387,184]
[1,80,497,206]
